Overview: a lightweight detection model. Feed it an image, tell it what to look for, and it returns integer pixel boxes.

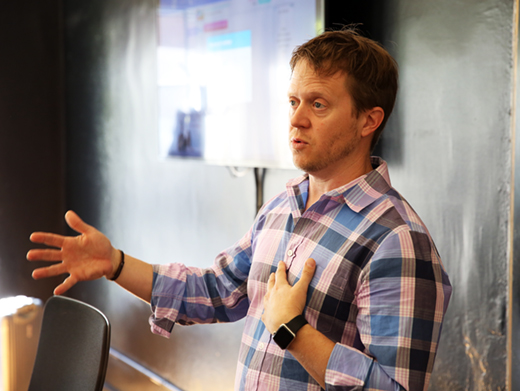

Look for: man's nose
[290,104,311,129]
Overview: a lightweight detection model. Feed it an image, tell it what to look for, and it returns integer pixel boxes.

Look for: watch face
[273,324,295,350]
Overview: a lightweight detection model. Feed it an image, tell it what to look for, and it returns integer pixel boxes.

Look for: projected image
[157,0,321,167]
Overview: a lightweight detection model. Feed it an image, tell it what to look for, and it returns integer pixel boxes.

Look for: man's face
[288,60,366,175]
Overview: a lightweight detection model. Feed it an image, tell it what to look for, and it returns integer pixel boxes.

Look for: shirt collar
[286,157,392,214]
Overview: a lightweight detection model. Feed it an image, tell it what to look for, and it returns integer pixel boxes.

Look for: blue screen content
[157,0,322,168]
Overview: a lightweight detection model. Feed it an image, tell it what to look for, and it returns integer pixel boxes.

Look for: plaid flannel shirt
[150,157,452,391]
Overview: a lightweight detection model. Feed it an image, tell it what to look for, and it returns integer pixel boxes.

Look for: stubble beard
[293,136,359,174]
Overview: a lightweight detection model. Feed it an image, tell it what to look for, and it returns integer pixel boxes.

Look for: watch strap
[272,314,308,349]
[284,314,308,335]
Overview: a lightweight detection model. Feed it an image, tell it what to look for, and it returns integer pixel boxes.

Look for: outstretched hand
[262,258,316,334]
[27,211,119,295]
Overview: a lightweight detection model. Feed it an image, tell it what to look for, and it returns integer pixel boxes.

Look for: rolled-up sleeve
[149,227,254,337]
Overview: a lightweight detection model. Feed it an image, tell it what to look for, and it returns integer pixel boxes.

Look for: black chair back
[28,295,111,391]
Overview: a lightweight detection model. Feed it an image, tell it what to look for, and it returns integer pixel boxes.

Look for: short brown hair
[290,28,398,152]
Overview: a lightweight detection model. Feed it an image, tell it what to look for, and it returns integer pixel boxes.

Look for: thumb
[295,258,316,291]
[64,210,93,235]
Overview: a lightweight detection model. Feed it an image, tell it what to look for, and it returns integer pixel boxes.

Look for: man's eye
[289,100,297,107]
[314,102,324,109]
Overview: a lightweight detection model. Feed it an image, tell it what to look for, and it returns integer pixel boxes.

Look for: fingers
[65,210,92,235]
[32,262,68,280]
[267,261,287,292]
[29,210,89,246]
[54,275,77,296]
[268,259,315,290]
[275,261,287,281]
[267,271,275,291]
[300,258,316,285]
[294,258,316,293]
[26,248,63,262]
[29,232,65,248]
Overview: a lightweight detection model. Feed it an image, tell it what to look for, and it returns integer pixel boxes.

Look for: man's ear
[361,107,385,138]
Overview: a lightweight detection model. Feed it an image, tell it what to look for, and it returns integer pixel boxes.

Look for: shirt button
[287,249,294,257]
[258,342,265,350]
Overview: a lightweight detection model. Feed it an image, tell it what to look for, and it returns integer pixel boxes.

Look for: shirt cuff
[325,343,373,388]
[148,264,184,337]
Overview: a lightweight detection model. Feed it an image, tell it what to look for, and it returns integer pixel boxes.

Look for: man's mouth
[290,137,309,152]
[291,137,308,144]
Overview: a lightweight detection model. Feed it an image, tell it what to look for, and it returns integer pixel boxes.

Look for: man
[27,29,451,390]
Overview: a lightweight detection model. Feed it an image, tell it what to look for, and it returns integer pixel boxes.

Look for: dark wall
[325,0,387,40]
[0,2,66,299]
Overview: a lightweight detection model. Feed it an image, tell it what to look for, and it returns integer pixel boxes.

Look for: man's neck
[304,155,373,211]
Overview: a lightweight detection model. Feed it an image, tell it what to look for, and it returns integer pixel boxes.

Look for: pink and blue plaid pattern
[150,158,451,391]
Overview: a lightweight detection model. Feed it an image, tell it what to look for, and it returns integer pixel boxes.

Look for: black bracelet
[110,250,125,281]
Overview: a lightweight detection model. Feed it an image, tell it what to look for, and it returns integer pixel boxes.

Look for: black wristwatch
[272,315,308,350]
